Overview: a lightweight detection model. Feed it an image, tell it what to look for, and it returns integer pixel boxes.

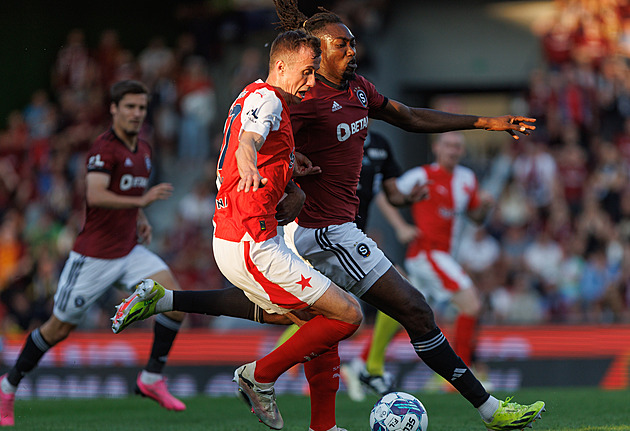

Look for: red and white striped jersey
[396,163,480,257]
[214,80,295,242]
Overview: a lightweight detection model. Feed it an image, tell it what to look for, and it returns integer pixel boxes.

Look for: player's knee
[164,310,185,322]
[345,296,363,326]
[40,319,74,345]
[397,296,436,336]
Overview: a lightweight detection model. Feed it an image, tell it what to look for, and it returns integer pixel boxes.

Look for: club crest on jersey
[357,242,371,257]
[75,296,86,308]
[354,88,368,107]
[144,156,151,172]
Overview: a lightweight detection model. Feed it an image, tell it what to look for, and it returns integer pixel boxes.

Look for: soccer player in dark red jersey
[272,1,546,431]
[0,80,188,425]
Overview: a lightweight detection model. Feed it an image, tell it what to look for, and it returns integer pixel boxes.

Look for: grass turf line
[9,387,630,430]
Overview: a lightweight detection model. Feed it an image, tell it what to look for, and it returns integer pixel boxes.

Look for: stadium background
[1,0,630,399]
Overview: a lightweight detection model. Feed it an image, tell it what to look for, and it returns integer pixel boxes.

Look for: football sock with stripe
[7,328,51,387]
[172,287,264,322]
[276,324,300,347]
[365,310,400,376]
[145,314,181,374]
[304,344,340,431]
[254,315,358,383]
[411,327,489,407]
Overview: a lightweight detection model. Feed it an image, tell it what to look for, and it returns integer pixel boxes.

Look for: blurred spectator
[94,29,124,89]
[139,35,176,88]
[177,178,216,229]
[177,56,216,161]
[579,238,623,322]
[0,210,30,293]
[51,28,92,94]
[555,141,588,217]
[488,271,544,324]
[512,138,559,211]
[230,47,266,99]
[590,140,626,222]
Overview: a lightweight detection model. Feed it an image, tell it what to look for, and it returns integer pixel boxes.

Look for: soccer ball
[369,391,428,431]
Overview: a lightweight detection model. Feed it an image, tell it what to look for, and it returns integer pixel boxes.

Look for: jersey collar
[111,127,138,153]
[316,73,349,91]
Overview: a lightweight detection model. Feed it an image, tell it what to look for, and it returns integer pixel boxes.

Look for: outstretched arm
[86,172,173,209]
[235,130,268,192]
[374,191,420,245]
[370,99,535,140]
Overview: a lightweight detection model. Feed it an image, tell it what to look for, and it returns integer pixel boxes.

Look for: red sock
[304,343,340,431]
[360,336,371,363]
[255,315,358,383]
[453,314,477,366]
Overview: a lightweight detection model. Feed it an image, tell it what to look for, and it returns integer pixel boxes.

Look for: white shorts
[404,249,473,303]
[54,245,169,324]
[283,221,392,297]
[212,234,331,315]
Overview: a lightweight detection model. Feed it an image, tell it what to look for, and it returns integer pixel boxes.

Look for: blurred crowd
[459,0,630,325]
[1,0,630,335]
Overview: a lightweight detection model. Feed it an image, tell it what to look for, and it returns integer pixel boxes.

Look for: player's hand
[395,223,421,245]
[405,183,430,204]
[237,169,268,192]
[141,183,173,207]
[275,181,305,225]
[480,115,536,140]
[137,219,152,245]
[293,151,321,177]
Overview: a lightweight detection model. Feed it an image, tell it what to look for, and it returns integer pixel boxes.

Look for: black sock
[145,314,181,374]
[7,328,51,387]
[173,287,263,322]
[412,327,489,408]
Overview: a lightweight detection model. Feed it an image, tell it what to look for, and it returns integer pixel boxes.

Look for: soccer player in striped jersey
[397,131,494,390]
[273,1,546,430]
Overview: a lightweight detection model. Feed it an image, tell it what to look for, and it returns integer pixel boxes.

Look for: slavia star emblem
[297,274,312,290]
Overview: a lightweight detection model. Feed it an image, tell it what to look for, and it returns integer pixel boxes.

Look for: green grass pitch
[9,387,630,430]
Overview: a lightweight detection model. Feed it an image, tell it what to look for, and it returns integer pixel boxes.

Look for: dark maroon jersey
[290,74,387,228]
[73,129,152,258]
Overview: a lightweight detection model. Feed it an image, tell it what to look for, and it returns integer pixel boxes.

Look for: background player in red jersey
[0,80,186,427]
[397,132,495,391]
[273,1,546,430]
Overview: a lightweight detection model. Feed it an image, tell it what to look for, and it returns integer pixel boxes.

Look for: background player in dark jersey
[0,80,187,426]
[273,2,546,430]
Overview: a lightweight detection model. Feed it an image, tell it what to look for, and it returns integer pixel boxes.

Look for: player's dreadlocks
[273,0,343,36]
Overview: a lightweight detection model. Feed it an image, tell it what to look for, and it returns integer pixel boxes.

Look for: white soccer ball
[369,391,428,431]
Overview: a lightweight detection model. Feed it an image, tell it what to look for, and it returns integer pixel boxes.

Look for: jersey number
[217,103,242,172]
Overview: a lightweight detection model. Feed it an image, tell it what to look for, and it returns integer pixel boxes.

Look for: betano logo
[336,116,368,142]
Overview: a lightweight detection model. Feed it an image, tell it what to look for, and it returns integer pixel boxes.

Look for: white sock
[155,289,173,313]
[1,377,17,394]
[478,396,500,422]
[140,370,162,385]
